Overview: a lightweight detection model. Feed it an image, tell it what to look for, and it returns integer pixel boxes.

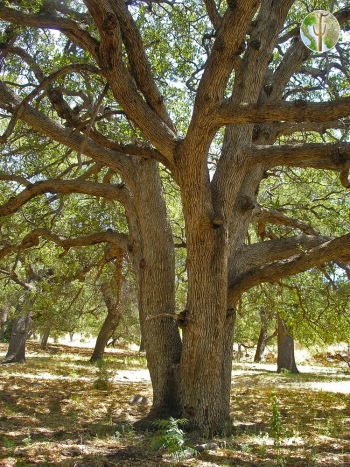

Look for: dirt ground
[1,340,350,467]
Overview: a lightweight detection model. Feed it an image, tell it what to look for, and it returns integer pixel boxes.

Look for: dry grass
[1,341,350,466]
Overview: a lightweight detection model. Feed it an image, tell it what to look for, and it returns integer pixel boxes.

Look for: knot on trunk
[249,39,261,50]
[226,308,235,320]
[177,309,190,328]
[102,13,118,32]
[237,195,255,213]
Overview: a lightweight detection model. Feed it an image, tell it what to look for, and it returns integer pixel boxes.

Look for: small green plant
[69,369,78,378]
[23,429,32,446]
[270,393,286,466]
[149,417,191,462]
[270,392,283,445]
[257,441,267,458]
[93,359,111,390]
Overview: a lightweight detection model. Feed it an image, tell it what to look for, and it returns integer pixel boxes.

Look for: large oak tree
[0,0,350,432]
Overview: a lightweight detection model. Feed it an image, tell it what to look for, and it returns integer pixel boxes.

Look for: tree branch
[229,233,350,304]
[247,142,350,171]
[0,174,30,187]
[203,0,222,29]
[0,5,99,60]
[0,229,129,262]
[181,0,258,152]
[233,233,330,273]
[0,178,132,218]
[0,80,132,178]
[275,119,350,137]
[109,0,176,132]
[0,64,103,143]
[216,97,350,127]
[84,0,178,162]
[252,205,319,236]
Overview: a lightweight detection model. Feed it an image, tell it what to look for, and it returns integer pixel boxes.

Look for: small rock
[193,444,206,453]
[129,395,149,405]
[61,448,81,457]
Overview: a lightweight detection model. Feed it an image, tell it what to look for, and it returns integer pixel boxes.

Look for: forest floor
[1,342,350,467]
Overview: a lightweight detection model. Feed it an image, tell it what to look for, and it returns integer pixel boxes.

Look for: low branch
[229,233,350,305]
[233,233,330,273]
[252,205,319,236]
[0,229,129,262]
[266,329,278,344]
[0,178,131,218]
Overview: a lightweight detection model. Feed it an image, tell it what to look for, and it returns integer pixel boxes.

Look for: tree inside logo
[300,10,340,52]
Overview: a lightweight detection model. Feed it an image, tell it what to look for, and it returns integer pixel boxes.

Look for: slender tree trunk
[254,326,268,362]
[90,311,120,362]
[123,159,182,425]
[277,317,299,374]
[0,305,9,342]
[139,337,145,352]
[254,326,277,362]
[90,284,125,363]
[69,333,74,342]
[40,325,51,350]
[237,343,242,362]
[2,312,32,364]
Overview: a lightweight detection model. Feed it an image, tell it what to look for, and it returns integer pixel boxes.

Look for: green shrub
[149,417,192,462]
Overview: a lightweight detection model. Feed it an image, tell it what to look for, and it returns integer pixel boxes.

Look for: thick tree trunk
[139,337,145,352]
[2,312,32,364]
[277,317,299,374]
[176,170,232,433]
[40,325,51,350]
